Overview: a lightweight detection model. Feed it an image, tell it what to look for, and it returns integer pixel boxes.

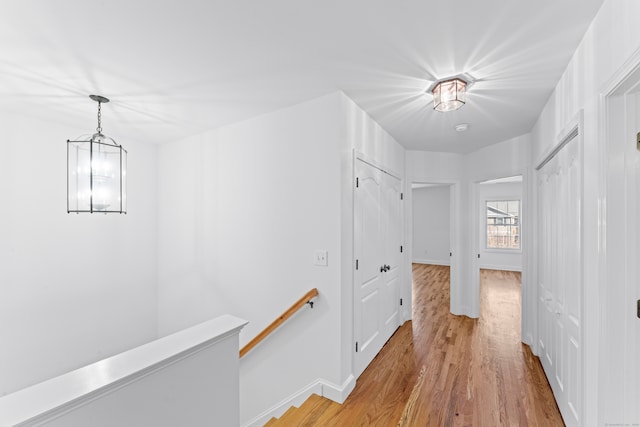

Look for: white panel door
[563,140,582,423]
[537,134,582,427]
[354,160,384,377]
[538,169,555,378]
[380,173,402,341]
[354,159,402,377]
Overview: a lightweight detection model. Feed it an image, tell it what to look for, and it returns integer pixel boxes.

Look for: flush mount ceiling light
[67,95,127,214]
[431,77,467,112]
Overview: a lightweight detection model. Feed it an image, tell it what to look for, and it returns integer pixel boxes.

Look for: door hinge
[356,177,359,188]
[355,342,359,352]
[400,298,403,306]
[450,252,452,256]
[477,254,480,258]
[356,259,359,270]
[400,245,403,253]
[400,192,404,200]
[637,299,640,319]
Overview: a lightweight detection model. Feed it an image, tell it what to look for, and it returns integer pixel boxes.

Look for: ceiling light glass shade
[432,78,467,112]
[67,133,127,213]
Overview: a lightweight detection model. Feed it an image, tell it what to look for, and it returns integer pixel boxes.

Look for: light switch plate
[314,250,328,266]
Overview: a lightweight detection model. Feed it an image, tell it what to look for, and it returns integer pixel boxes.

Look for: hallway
[268,264,564,426]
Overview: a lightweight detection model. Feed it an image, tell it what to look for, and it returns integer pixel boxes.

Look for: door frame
[533,120,584,426]
[407,178,460,317]
[473,176,524,316]
[470,171,528,325]
[352,151,404,378]
[598,47,640,425]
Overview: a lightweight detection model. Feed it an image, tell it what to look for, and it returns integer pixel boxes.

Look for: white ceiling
[0,0,604,154]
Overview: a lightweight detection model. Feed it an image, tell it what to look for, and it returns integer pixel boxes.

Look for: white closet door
[354,159,402,377]
[538,168,556,380]
[537,134,582,427]
[563,138,582,423]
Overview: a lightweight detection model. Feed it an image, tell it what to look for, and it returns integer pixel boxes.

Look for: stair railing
[240,288,319,358]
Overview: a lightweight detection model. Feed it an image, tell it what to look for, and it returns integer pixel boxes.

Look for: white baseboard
[412,258,450,266]
[321,374,355,404]
[242,375,356,427]
[479,264,522,272]
[523,332,534,348]
[451,304,479,319]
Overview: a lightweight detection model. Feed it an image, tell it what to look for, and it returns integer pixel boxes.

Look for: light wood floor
[266,264,564,426]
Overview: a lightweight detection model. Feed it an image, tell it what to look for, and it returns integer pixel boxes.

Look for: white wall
[464,137,529,319]
[157,93,344,425]
[464,135,530,182]
[406,150,462,183]
[411,186,450,265]
[0,111,158,397]
[478,181,522,272]
[405,151,463,315]
[405,136,529,318]
[156,92,405,425]
[0,315,246,427]
[529,1,640,424]
[342,93,408,352]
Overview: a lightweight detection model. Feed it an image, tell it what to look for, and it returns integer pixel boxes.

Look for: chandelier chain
[96,101,102,133]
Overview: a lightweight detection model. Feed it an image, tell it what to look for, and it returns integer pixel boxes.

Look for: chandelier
[67,95,127,214]
[432,78,467,112]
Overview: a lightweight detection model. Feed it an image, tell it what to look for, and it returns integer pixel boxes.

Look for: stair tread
[305,399,342,426]
[275,404,300,423]
[269,394,340,426]
[263,417,278,427]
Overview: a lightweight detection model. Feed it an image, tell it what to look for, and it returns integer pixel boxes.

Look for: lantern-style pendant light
[67,95,127,214]
[432,78,467,112]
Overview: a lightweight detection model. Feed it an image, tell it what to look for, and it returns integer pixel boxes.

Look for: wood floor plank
[268,265,564,426]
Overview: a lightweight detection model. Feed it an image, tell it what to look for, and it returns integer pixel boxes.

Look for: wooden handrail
[239,288,319,358]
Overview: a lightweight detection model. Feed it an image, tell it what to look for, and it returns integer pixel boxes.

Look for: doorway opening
[476,176,523,339]
[409,182,455,317]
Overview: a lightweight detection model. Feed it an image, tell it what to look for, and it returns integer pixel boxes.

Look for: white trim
[243,381,322,427]
[479,264,522,272]
[534,112,582,171]
[533,108,585,425]
[354,150,402,181]
[482,196,522,252]
[412,258,450,266]
[483,248,522,254]
[595,44,640,427]
[321,374,356,404]
[242,376,356,427]
[406,177,461,316]
[0,315,247,427]
[535,127,579,171]
[453,304,476,318]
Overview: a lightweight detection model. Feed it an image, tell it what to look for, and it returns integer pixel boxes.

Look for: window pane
[486,199,520,250]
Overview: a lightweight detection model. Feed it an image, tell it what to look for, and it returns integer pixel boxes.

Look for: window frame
[484,198,521,252]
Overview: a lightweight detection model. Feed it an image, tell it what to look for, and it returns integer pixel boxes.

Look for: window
[486,200,520,250]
